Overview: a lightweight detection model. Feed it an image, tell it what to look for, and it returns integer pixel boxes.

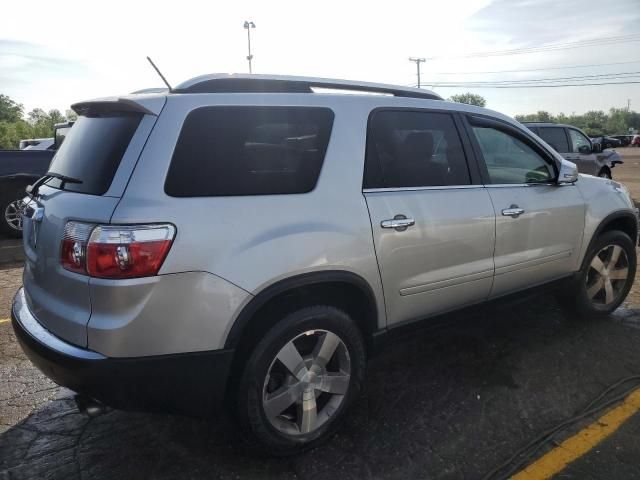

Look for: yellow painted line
[513,388,640,480]
[0,318,10,324]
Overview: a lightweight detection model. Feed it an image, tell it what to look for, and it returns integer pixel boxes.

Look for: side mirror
[557,159,578,184]
[578,144,592,155]
[592,142,603,153]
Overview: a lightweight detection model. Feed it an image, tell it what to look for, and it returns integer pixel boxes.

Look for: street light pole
[409,57,426,88]
[243,21,256,74]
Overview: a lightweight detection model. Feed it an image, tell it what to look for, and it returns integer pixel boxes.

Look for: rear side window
[165,107,334,197]
[538,127,569,153]
[47,114,142,195]
[364,110,470,189]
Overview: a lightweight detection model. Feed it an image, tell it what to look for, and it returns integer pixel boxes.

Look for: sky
[1,0,639,117]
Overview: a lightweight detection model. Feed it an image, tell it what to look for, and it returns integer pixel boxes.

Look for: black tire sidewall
[576,230,636,316]
[236,305,366,455]
[0,194,23,238]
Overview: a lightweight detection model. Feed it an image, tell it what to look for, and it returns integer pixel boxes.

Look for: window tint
[165,107,334,197]
[472,127,554,184]
[47,114,142,195]
[568,129,591,153]
[538,127,569,152]
[364,111,470,188]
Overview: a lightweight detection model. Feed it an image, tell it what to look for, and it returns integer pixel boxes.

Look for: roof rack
[172,74,442,100]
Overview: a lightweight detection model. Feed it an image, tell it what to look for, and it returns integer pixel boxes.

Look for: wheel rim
[262,329,351,436]
[4,199,25,231]
[586,244,630,306]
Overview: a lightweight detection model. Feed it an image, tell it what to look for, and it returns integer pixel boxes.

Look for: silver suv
[12,74,638,454]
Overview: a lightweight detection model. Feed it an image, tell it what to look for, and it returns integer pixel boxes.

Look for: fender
[582,210,639,265]
[224,270,378,349]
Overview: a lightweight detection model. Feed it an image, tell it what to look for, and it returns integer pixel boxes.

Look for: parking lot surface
[2,148,640,479]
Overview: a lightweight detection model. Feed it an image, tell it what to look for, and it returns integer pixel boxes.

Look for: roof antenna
[146,56,173,92]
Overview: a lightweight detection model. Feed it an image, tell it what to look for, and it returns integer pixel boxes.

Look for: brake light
[60,222,175,279]
[61,222,94,274]
[86,224,176,279]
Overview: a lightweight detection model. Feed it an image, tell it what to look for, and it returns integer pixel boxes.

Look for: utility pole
[628,99,631,111]
[244,21,256,74]
[409,57,426,88]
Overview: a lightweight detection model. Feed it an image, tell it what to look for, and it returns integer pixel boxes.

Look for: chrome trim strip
[495,250,572,276]
[12,288,105,360]
[485,183,556,188]
[399,269,494,296]
[363,185,484,193]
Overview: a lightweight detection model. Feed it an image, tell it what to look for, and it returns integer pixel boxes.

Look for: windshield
[47,113,142,195]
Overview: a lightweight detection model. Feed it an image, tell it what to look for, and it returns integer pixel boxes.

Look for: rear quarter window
[165,106,334,197]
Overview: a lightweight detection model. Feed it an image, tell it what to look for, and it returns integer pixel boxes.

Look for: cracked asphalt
[3,149,640,479]
[3,258,640,479]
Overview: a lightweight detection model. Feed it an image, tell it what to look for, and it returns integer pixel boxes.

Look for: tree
[0,94,24,123]
[448,93,486,107]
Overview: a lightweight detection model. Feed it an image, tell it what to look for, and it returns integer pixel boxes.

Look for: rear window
[165,106,334,197]
[47,113,142,195]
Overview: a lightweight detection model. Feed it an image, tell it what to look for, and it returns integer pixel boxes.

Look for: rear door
[465,116,585,297]
[364,109,496,325]
[22,103,161,347]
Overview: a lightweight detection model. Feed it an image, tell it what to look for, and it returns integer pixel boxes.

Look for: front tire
[568,230,636,317]
[236,305,366,455]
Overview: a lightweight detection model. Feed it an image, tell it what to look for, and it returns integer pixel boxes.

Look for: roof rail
[172,74,442,100]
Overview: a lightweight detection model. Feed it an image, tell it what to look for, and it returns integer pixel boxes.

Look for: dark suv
[523,122,622,179]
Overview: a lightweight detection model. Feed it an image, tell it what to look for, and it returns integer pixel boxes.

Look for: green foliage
[0,94,24,123]
[448,93,487,107]
[515,108,640,136]
[0,94,75,149]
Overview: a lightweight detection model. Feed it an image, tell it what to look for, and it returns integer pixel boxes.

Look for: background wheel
[598,168,612,179]
[236,305,366,455]
[0,195,25,238]
[567,230,636,317]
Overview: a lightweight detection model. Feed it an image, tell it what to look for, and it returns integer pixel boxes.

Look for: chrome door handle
[502,205,525,218]
[381,215,415,231]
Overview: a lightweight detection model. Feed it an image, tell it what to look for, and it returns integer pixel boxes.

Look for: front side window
[538,127,569,153]
[568,129,592,154]
[472,127,554,184]
[364,110,471,188]
[165,107,334,197]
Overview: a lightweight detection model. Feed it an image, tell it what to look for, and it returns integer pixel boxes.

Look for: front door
[467,117,585,297]
[363,109,496,326]
[566,127,599,176]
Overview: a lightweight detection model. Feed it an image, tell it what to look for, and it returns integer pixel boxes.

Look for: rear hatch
[22,97,164,347]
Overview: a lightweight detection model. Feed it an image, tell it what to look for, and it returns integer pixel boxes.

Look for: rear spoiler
[71,96,166,117]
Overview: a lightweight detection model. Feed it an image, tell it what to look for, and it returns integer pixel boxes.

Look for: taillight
[61,221,95,274]
[61,222,176,279]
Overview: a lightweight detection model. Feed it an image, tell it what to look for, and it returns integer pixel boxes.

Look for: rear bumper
[12,287,234,416]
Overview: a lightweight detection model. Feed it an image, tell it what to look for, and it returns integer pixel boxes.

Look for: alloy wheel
[262,329,351,436]
[4,199,25,231]
[586,244,629,306]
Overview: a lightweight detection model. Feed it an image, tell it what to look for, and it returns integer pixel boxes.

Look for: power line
[425,71,640,86]
[425,80,640,88]
[427,34,640,60]
[431,59,640,75]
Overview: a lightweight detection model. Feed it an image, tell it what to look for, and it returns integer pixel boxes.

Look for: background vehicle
[12,75,638,455]
[0,121,73,236]
[633,135,640,147]
[610,135,633,147]
[523,122,622,179]
[19,138,54,150]
[591,136,622,149]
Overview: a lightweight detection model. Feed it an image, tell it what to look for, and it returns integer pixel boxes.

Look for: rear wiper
[26,172,83,198]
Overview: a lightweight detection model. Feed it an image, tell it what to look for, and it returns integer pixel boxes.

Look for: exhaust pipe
[74,394,108,418]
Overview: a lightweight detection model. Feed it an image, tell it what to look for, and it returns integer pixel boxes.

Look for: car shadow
[3,297,640,480]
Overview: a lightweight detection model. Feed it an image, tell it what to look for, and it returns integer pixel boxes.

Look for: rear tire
[562,230,636,318]
[0,194,25,238]
[235,305,366,455]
